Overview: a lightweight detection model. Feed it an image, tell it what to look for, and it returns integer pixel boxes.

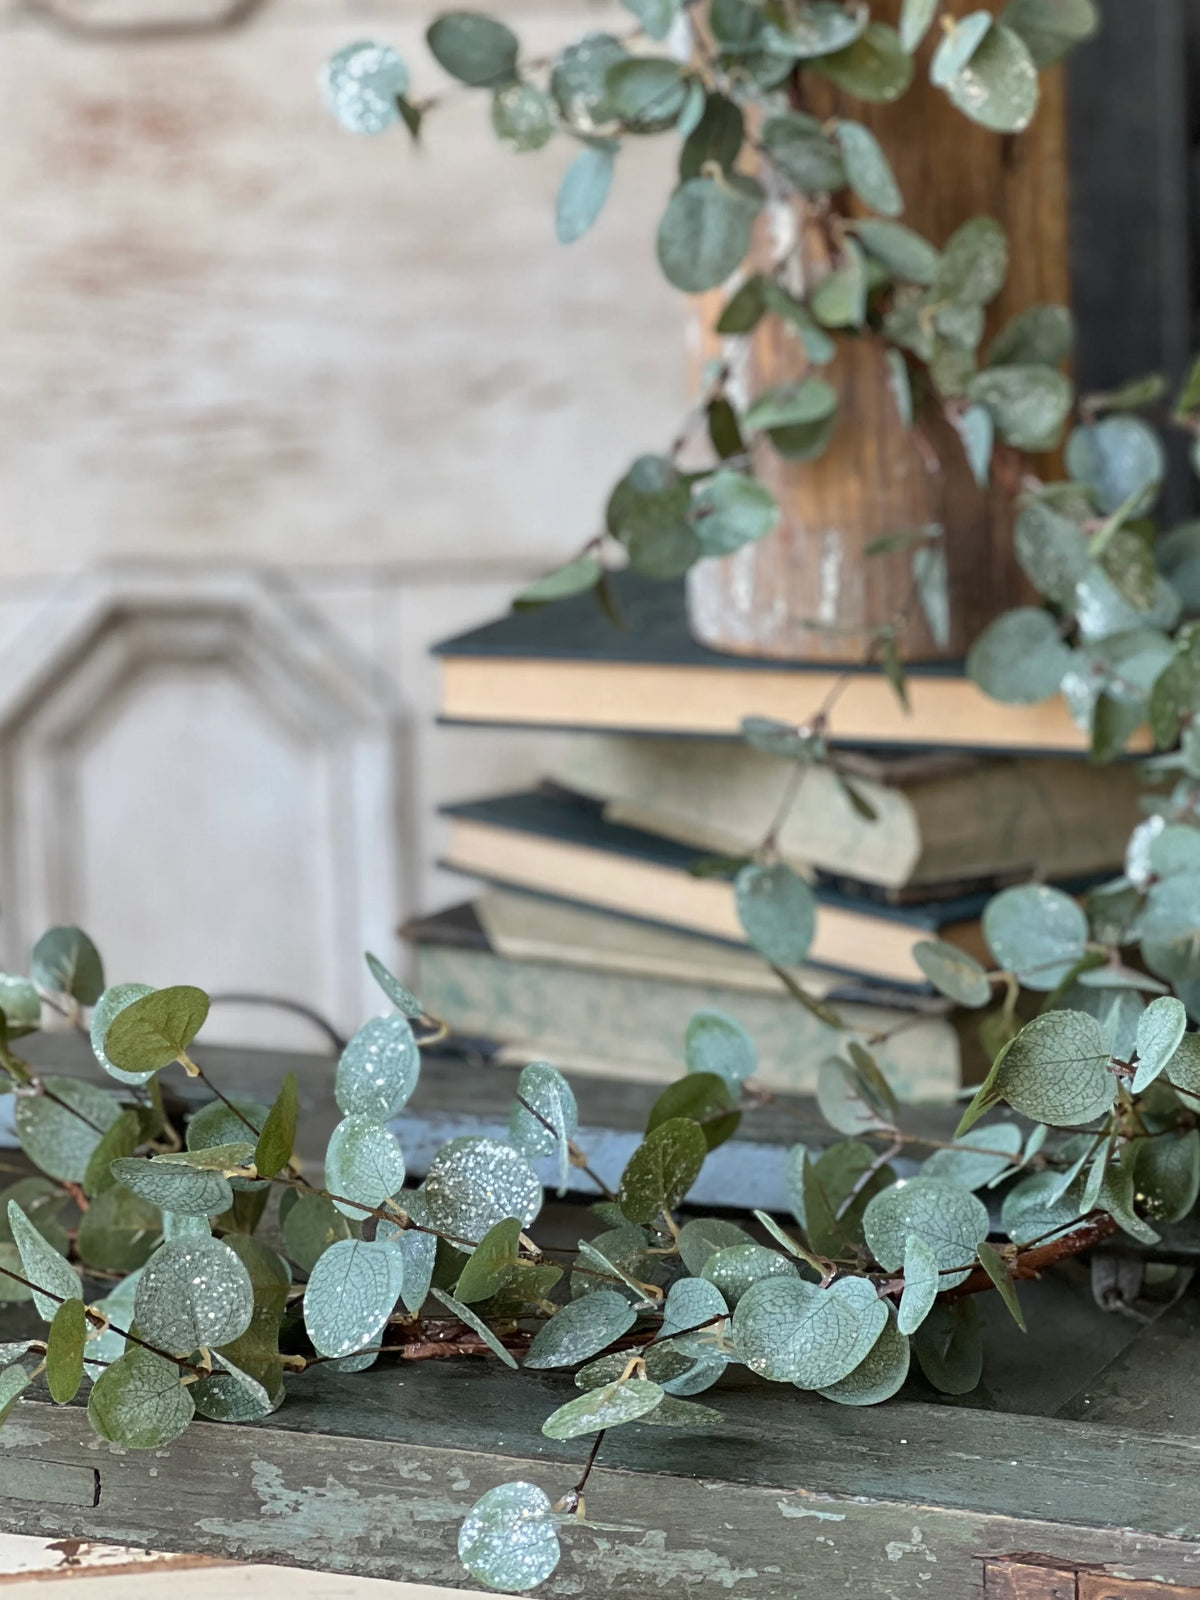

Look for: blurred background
[0,0,1194,1049]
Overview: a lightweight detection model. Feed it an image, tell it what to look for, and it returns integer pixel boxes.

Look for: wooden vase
[686,0,1072,663]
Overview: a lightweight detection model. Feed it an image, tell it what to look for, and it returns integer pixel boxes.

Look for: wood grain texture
[688,0,1070,663]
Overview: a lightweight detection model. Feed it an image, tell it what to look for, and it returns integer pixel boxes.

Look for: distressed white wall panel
[0,2,685,577]
[0,569,402,1048]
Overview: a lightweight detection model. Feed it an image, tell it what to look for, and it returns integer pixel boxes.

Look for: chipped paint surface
[576,1529,758,1590]
[817,530,844,627]
[777,1501,846,1522]
[886,1526,938,1566]
[195,1458,468,1578]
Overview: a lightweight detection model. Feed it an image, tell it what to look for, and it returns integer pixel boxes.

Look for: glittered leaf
[618,1117,706,1224]
[423,1137,543,1244]
[17,1077,122,1182]
[135,1236,254,1356]
[88,1343,194,1449]
[543,1376,664,1438]
[32,927,104,1006]
[303,1238,405,1359]
[684,1009,757,1088]
[863,1178,988,1290]
[897,1232,939,1335]
[458,1482,560,1593]
[735,862,817,966]
[524,1288,635,1369]
[112,1158,232,1219]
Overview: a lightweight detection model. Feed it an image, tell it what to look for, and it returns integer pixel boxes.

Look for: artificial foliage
[0,0,1194,1592]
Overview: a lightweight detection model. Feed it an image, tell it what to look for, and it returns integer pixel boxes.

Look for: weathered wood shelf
[2,1038,1200,1595]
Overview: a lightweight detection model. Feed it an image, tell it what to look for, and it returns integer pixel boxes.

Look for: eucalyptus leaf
[16,1077,122,1185]
[972,1010,1115,1128]
[648,1073,739,1152]
[967,607,1071,704]
[657,178,760,292]
[760,114,845,194]
[458,1482,560,1594]
[112,1157,232,1219]
[326,1116,407,1219]
[509,1061,578,1192]
[930,11,992,86]
[913,940,991,1007]
[543,1376,664,1438]
[8,1201,80,1320]
[618,1117,706,1224]
[677,1216,752,1276]
[303,1238,405,1359]
[692,471,780,556]
[525,1288,635,1368]
[966,364,1072,450]
[660,1276,729,1355]
[1002,0,1098,66]
[814,23,914,103]
[863,1178,988,1290]
[0,976,40,1040]
[1014,500,1091,606]
[45,1297,86,1404]
[743,378,838,433]
[556,144,617,245]
[701,1241,799,1306]
[819,1308,910,1406]
[336,1014,420,1123]
[922,1124,1023,1190]
[976,1240,1025,1330]
[1067,416,1166,517]
[1001,1169,1084,1245]
[934,216,1008,307]
[76,1185,163,1276]
[88,1343,195,1449]
[913,1298,982,1394]
[854,220,940,285]
[491,82,555,152]
[897,1232,940,1335]
[803,1140,895,1258]
[899,0,939,52]
[1132,996,1188,1093]
[945,23,1039,134]
[684,1009,757,1087]
[431,1287,519,1368]
[835,121,902,216]
[988,304,1074,369]
[135,1235,254,1355]
[255,1072,298,1179]
[983,883,1089,990]
[32,927,104,1006]
[427,11,519,87]
[103,986,209,1077]
[1135,1129,1200,1224]
[423,1137,543,1243]
[364,952,424,1019]
[732,1276,869,1388]
[735,862,817,966]
[455,1217,524,1305]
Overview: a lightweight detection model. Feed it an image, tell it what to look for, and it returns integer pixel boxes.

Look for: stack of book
[413,575,1143,1103]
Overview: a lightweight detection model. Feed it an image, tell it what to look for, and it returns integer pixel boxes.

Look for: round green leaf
[660,1276,729,1354]
[760,114,845,194]
[458,1482,560,1593]
[551,32,627,126]
[735,861,816,966]
[16,1077,122,1184]
[656,177,760,293]
[509,1062,579,1186]
[899,0,939,52]
[103,985,210,1077]
[967,364,1072,451]
[691,471,780,556]
[732,1276,869,1388]
[88,1343,195,1449]
[1001,1169,1084,1245]
[684,1009,757,1087]
[1135,1129,1200,1225]
[0,975,40,1040]
[618,1117,706,1224]
[364,952,424,1019]
[931,11,992,85]
[8,1200,80,1321]
[819,1308,909,1406]
[967,607,1071,704]
[282,1192,352,1275]
[427,11,519,87]
[814,23,914,102]
[135,1236,254,1355]
[1003,0,1099,66]
[112,1157,232,1218]
[835,121,902,216]
[989,304,1075,369]
[648,1073,739,1152]
[913,1298,982,1394]
[46,1298,86,1405]
[607,56,688,127]
[76,1186,163,1276]
[945,23,1039,133]
[676,1216,752,1276]
[325,1115,407,1219]
[323,41,409,135]
[525,1288,635,1368]
[922,1123,1022,1190]
[32,927,104,1006]
[983,883,1088,989]
[424,1137,543,1243]
[556,145,616,244]
[89,985,157,1086]
[863,1178,988,1290]
[934,216,1009,307]
[1014,500,1090,605]
[913,940,992,1007]
[701,1242,798,1306]
[854,220,940,284]
[543,1376,664,1439]
[897,1232,940,1335]
[303,1237,405,1358]
[1132,996,1188,1093]
[989,1010,1115,1126]
[743,378,838,433]
[336,1014,420,1123]
[1066,416,1166,516]
[491,81,554,150]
